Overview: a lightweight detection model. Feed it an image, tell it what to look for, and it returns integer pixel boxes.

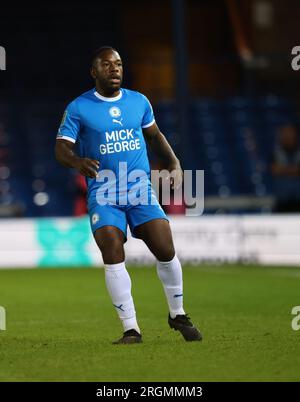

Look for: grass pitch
[0,265,300,382]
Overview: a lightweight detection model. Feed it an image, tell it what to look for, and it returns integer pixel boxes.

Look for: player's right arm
[55,139,99,178]
[55,101,99,178]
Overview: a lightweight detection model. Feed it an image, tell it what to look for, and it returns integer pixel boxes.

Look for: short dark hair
[91,46,118,66]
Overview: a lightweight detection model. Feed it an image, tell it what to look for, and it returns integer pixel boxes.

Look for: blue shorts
[88,196,168,239]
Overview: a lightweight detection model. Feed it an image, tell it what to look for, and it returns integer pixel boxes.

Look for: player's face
[91,50,123,94]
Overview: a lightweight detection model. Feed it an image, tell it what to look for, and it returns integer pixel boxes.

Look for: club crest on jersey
[109,106,123,127]
[109,106,121,118]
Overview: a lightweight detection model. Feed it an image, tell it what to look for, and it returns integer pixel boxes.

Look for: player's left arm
[143,122,183,189]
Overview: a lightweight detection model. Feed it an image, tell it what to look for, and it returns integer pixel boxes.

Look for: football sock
[156,254,185,319]
[104,262,140,334]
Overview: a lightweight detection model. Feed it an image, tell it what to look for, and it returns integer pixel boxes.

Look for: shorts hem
[131,216,169,239]
[92,224,127,242]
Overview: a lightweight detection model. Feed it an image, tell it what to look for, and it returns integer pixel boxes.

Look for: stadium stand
[0,95,297,216]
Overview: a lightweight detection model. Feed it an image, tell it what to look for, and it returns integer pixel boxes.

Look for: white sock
[104,262,140,334]
[156,255,185,319]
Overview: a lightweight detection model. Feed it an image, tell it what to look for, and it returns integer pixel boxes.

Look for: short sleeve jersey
[57,88,155,199]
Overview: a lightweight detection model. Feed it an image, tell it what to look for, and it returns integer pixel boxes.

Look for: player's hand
[166,161,183,190]
[74,158,99,178]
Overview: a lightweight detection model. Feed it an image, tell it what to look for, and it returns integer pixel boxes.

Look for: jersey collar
[93,88,123,102]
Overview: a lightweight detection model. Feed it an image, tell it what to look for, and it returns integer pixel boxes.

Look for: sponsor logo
[109,107,123,126]
[36,218,91,266]
[100,129,140,155]
[113,118,123,126]
[92,213,100,225]
[113,304,125,312]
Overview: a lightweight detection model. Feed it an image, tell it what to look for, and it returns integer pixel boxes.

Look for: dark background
[1,0,300,216]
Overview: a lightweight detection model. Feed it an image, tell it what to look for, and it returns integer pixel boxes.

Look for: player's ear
[90,66,96,79]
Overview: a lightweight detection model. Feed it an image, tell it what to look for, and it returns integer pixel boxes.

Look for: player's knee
[99,238,124,264]
[155,245,175,262]
[94,231,124,264]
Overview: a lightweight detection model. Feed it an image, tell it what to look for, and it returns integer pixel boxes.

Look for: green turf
[0,265,300,382]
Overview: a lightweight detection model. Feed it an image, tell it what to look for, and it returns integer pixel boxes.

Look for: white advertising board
[0,215,299,267]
